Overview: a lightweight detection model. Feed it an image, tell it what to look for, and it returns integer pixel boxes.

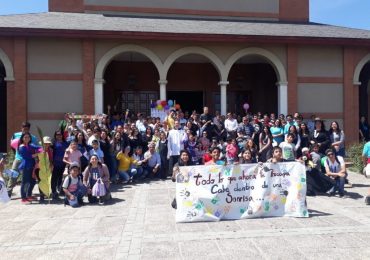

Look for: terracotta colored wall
[279,0,309,22]
[49,0,84,12]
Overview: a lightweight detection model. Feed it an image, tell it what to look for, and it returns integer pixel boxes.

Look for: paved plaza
[1,170,370,260]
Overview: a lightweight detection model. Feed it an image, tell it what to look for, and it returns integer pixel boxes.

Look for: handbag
[91,178,106,197]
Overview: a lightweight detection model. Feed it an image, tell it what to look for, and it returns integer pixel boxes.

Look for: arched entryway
[163,47,224,114]
[0,48,14,153]
[354,54,370,120]
[95,45,162,115]
[0,61,6,152]
[226,55,278,114]
[224,48,288,115]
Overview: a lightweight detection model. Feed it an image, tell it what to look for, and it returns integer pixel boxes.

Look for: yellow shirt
[116,152,136,172]
[167,116,175,130]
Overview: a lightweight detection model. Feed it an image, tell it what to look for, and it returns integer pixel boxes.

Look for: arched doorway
[166,54,220,114]
[163,47,224,115]
[0,61,6,152]
[224,48,288,115]
[103,52,160,117]
[359,62,370,120]
[227,56,278,114]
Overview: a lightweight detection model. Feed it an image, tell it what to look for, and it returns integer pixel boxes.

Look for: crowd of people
[1,106,370,207]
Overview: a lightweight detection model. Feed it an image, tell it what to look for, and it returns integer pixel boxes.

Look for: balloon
[157,105,163,110]
[168,100,174,106]
[10,138,20,149]
[164,105,170,110]
[150,103,156,108]
[156,100,161,105]
[161,100,167,107]
[175,104,181,110]
[243,103,250,110]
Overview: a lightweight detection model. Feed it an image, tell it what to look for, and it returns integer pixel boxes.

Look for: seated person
[116,146,138,183]
[205,147,225,165]
[83,155,110,204]
[62,162,86,207]
[324,149,346,198]
[143,143,161,179]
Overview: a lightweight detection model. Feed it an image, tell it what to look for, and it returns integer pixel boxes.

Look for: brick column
[82,40,95,115]
[287,45,298,114]
[13,38,27,128]
[343,48,358,146]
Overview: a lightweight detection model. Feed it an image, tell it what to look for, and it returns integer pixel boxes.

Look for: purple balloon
[243,103,250,110]
[164,105,170,110]
[150,103,156,108]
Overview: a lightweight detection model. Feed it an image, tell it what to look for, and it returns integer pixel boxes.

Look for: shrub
[347,142,365,173]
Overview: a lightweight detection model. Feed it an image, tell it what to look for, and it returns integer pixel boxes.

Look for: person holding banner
[268,146,284,163]
[205,147,225,166]
[239,149,256,164]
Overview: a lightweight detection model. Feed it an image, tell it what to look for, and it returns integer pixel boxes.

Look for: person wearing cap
[143,142,161,179]
[63,162,85,207]
[324,148,346,198]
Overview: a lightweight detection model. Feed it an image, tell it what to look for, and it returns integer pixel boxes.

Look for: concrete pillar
[159,80,167,100]
[277,81,288,115]
[94,78,105,114]
[219,81,229,116]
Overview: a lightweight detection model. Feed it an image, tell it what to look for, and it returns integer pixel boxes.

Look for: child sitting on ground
[62,162,86,207]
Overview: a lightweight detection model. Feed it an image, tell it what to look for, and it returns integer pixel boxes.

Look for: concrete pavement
[0,170,370,259]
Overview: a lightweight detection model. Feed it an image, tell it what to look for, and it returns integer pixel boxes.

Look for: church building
[0,0,370,152]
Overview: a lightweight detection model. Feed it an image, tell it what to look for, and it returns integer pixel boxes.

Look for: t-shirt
[64,149,82,164]
[116,152,135,172]
[62,175,80,192]
[279,142,295,161]
[362,142,370,158]
[270,127,284,144]
[324,156,345,173]
[89,148,104,161]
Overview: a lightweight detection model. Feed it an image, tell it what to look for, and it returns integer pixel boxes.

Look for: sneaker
[27,196,37,201]
[339,193,345,198]
[344,182,352,188]
[98,198,104,205]
[365,196,370,205]
[328,191,336,197]
[21,198,31,205]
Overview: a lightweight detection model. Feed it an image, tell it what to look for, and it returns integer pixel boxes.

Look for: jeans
[143,166,161,179]
[132,167,144,179]
[110,158,118,181]
[21,167,36,199]
[118,168,137,181]
[329,176,346,195]
[51,164,65,194]
[7,159,21,195]
[168,155,179,178]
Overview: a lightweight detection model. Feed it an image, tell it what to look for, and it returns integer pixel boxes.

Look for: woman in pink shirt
[225,138,238,164]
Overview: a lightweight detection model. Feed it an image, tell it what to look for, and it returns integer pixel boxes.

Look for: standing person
[100,130,112,174]
[325,149,346,198]
[299,123,311,151]
[224,112,238,139]
[329,121,345,157]
[270,119,284,147]
[362,141,370,205]
[258,126,273,162]
[35,136,53,203]
[75,131,89,171]
[110,131,122,182]
[279,133,296,161]
[51,130,68,200]
[237,116,255,140]
[359,116,370,142]
[63,140,82,169]
[285,125,301,157]
[17,133,39,204]
[8,122,38,198]
[283,115,295,134]
[167,120,183,178]
[157,131,168,179]
[310,118,331,155]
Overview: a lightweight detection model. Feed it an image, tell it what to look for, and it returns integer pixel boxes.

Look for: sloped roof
[0,12,369,41]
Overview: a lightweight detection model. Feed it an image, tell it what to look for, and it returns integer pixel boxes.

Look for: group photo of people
[1,105,370,207]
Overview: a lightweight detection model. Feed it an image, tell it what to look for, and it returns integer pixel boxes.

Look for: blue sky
[0,0,369,30]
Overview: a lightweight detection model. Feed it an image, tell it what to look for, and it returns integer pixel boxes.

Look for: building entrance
[359,62,370,120]
[0,62,7,153]
[167,91,204,114]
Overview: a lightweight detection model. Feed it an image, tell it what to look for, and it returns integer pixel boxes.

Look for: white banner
[176,162,309,222]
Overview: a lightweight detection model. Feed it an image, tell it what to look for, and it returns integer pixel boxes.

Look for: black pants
[51,164,65,194]
[168,155,179,179]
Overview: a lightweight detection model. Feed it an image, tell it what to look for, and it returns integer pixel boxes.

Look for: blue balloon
[168,100,174,106]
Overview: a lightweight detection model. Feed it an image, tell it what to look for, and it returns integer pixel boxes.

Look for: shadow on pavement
[308,209,332,217]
